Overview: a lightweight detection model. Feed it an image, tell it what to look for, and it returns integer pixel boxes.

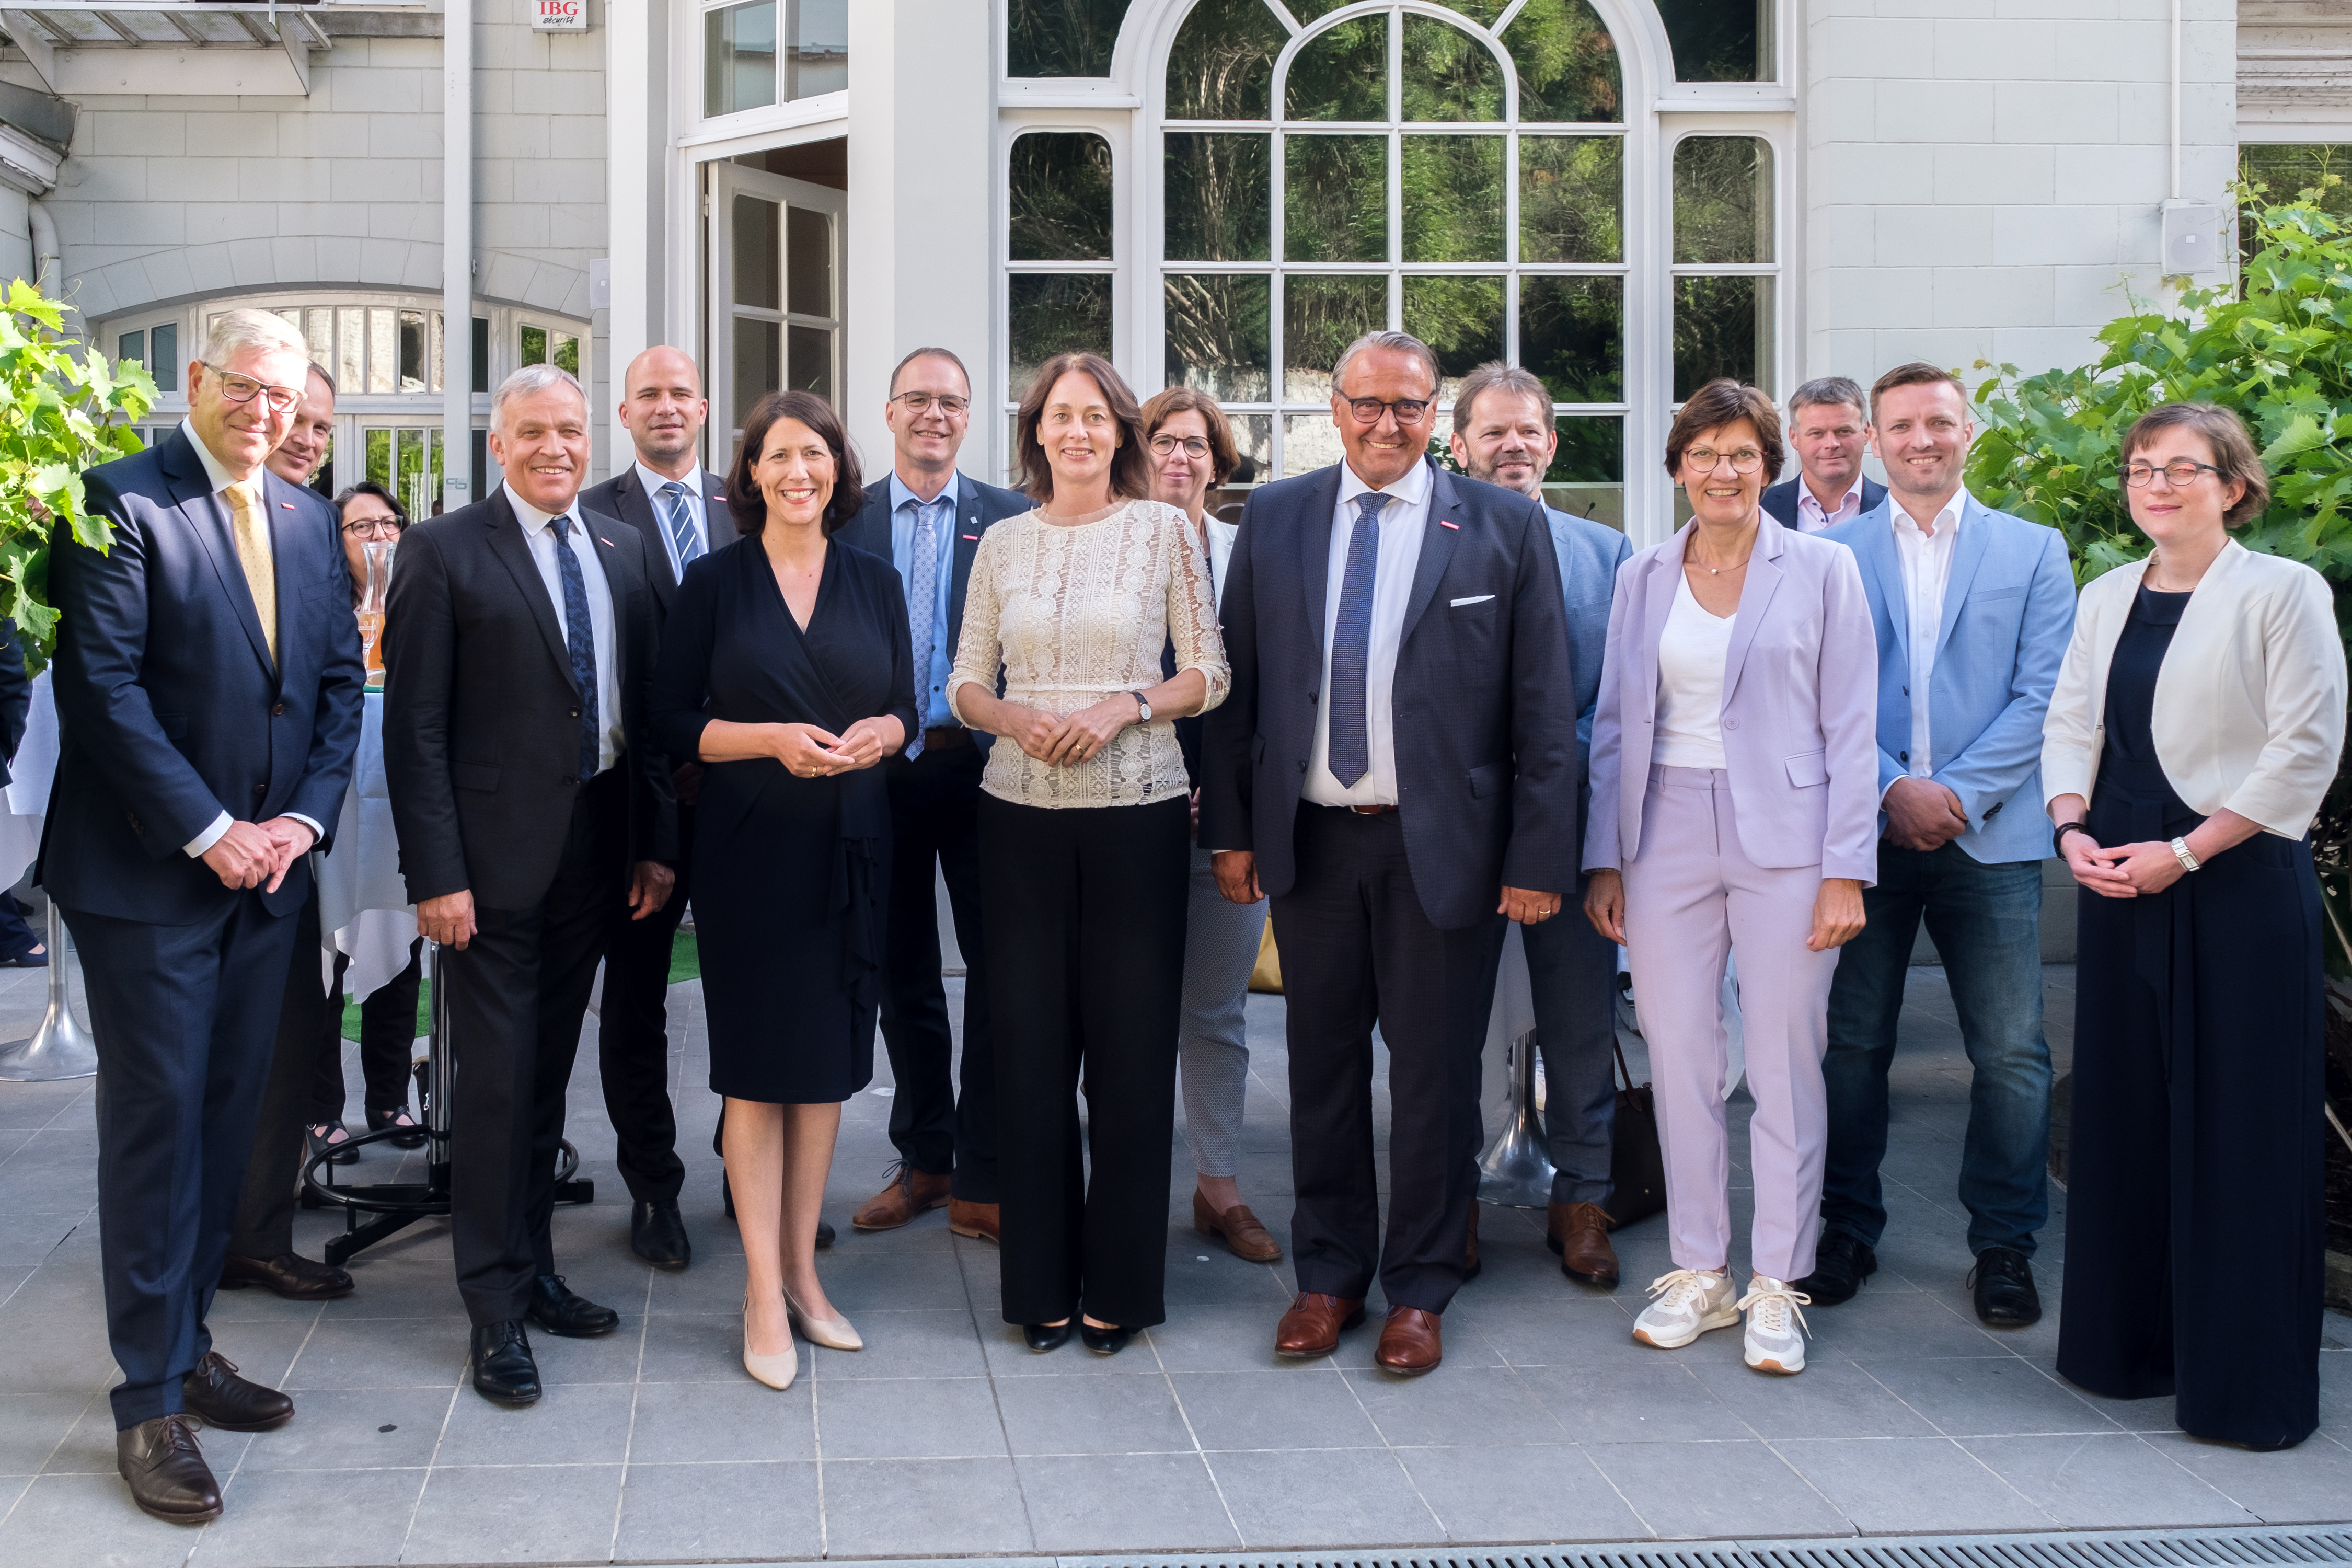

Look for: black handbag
[1602,1037,1667,1230]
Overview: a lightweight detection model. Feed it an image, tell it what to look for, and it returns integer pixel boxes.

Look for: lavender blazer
[1583,515,1881,884]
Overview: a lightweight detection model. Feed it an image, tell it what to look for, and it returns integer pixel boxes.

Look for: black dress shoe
[526,1273,619,1337]
[1023,1321,1073,1353]
[181,1350,294,1432]
[366,1103,427,1149]
[1079,1322,1132,1356]
[1793,1231,1878,1307]
[470,1320,541,1403]
[1970,1245,2042,1327]
[631,1200,692,1269]
[116,1414,221,1523]
[218,1250,355,1301]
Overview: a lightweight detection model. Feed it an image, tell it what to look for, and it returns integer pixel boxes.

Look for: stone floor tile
[206,1464,428,1565]
[1463,1293,1640,1368]
[1399,1442,1653,1543]
[1138,1303,1318,1374]
[280,1318,465,1393]
[1685,1352,1941,1440]
[1517,1356,1744,1444]
[611,1460,822,1561]
[1208,1445,1443,1549]
[626,1377,815,1463]
[0,1470,205,1568]
[641,1249,747,1315]
[1960,1433,2261,1528]
[635,1310,770,1383]
[806,1249,976,1312]
[234,1385,454,1472]
[812,1374,1007,1460]
[1864,1355,2120,1437]
[430,1379,636,1468]
[808,1307,987,1381]
[0,1392,96,1476]
[2146,1427,2352,1521]
[1014,1450,1242,1552]
[1171,1367,1382,1452]
[1343,1364,1564,1447]
[402,1462,622,1563]
[1773,1435,2053,1531]
[525,1321,649,1387]
[1583,1437,1852,1538]
[994,1364,1194,1455]
[1820,1289,2011,1362]
[45,1401,255,1477]
[816,1455,1034,1557]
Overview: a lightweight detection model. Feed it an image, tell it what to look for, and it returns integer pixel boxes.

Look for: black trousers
[880,741,998,1200]
[67,890,299,1428]
[445,768,627,1327]
[982,793,1188,1327]
[230,890,331,1260]
[595,795,691,1207]
[310,941,425,1123]
[1273,805,1506,1313]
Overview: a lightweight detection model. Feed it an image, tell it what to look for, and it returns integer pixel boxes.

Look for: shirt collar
[1801,470,1866,516]
[891,471,959,514]
[1893,486,1969,540]
[505,488,580,539]
[1336,455,1433,511]
[635,461,700,504]
[178,416,255,497]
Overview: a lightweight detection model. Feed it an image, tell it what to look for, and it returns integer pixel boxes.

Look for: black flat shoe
[470,1320,541,1403]
[1969,1245,2042,1328]
[1079,1322,1132,1356]
[1793,1231,1878,1307]
[525,1274,619,1337]
[1023,1321,1073,1353]
[180,1350,294,1432]
[306,1120,358,1167]
[366,1103,426,1150]
[116,1415,220,1523]
[631,1200,692,1269]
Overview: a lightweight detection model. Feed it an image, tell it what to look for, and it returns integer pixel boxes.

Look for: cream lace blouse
[947,498,1230,809]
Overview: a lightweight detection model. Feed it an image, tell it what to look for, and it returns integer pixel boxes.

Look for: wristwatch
[1130,691,1152,723]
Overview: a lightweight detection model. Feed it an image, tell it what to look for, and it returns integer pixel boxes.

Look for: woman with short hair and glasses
[1583,377,1878,1377]
[2043,402,2344,1450]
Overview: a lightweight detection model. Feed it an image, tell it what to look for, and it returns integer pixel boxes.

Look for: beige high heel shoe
[783,1286,863,1352]
[742,1293,798,1389]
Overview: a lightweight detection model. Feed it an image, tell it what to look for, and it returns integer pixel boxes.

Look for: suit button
[569,708,581,719]
[1297,762,1307,773]
[1898,751,1909,763]
[1723,717,1739,730]
[271,701,287,717]
[1901,686,1910,696]
[253,785,267,800]
[1307,692,1318,703]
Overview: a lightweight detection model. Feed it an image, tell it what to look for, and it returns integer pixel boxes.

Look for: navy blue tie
[549,515,601,782]
[1328,493,1383,788]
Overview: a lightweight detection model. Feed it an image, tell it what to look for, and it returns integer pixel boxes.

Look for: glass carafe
[359,538,396,687]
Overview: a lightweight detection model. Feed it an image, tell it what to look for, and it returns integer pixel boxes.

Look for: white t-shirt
[1653,573,1734,770]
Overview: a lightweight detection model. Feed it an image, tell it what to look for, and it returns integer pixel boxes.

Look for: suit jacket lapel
[1641,524,1688,717]
[164,430,275,679]
[701,469,736,551]
[1857,508,1909,661]
[589,522,633,690]
[949,472,981,641]
[1932,498,1991,660]
[1299,467,1342,658]
[1720,516,1787,708]
[1400,462,1462,645]
[482,493,578,691]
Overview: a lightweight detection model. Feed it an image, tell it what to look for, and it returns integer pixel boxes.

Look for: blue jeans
[1523,871,1617,1206]
[1821,840,2050,1258]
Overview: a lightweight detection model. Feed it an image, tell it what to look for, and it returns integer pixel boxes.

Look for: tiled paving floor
[0,956,2345,1564]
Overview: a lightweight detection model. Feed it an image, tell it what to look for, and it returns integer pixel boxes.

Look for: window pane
[1008,274,1114,399]
[365,427,393,490]
[520,324,548,368]
[1545,415,1623,530]
[398,309,427,393]
[152,323,178,391]
[1164,274,1270,402]
[1431,0,1508,22]
[1400,135,1503,262]
[117,329,143,366]
[1401,275,1501,400]
[367,307,396,394]
[733,194,781,308]
[1519,135,1622,262]
[1284,0,1350,20]
[430,311,444,393]
[734,317,781,429]
[1283,274,1386,401]
[1674,135,1772,264]
[788,324,833,400]
[1400,15,1502,123]
[705,0,778,117]
[1282,412,1350,478]
[1520,275,1623,403]
[784,0,847,100]
[1285,135,1386,263]
[1010,132,1115,261]
[552,333,580,376]
[302,307,332,367]
[1285,14,1386,121]
[338,308,364,393]
[471,316,489,394]
[1165,0,1286,121]
[786,205,831,316]
[1007,0,1131,77]
[1224,413,1271,486]
[1656,0,1769,82]
[1503,0,1622,123]
[1164,133,1270,261]
[1674,274,1771,399]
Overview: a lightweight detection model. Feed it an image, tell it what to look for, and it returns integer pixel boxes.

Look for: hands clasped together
[201,816,316,895]
[997,697,1135,769]
[772,717,900,779]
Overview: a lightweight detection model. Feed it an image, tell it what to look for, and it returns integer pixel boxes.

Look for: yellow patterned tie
[225,481,278,667]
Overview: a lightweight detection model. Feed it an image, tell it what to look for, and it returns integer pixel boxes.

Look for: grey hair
[307,362,335,394]
[199,307,308,367]
[1787,375,1867,421]
[491,363,587,432]
[1331,330,1441,399]
[1451,361,1553,432]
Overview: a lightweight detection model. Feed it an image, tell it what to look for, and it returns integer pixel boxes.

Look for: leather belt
[920,726,972,752]
[1319,802,1395,816]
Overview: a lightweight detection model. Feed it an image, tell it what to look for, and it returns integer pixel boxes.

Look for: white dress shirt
[1795,471,1867,533]
[1205,515,1238,615]
[1302,460,1432,808]
[1890,487,1967,782]
[634,461,711,582]
[507,489,625,775]
[1653,574,1733,770]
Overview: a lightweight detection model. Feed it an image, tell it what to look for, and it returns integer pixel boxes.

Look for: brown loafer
[850,1163,951,1231]
[1463,1202,1482,1282]
[1274,1291,1364,1358]
[1550,1200,1620,1288]
[1375,1305,1443,1375]
[116,1415,221,1524]
[947,1198,999,1243]
[218,1250,354,1301]
[1192,1190,1282,1262]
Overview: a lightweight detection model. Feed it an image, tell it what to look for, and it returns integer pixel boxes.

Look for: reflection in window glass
[1007,0,1131,77]
[1008,274,1114,399]
[786,206,831,316]
[734,320,781,429]
[1520,277,1622,403]
[398,309,428,393]
[1010,133,1115,262]
[552,333,580,376]
[1401,15,1503,123]
[784,0,847,100]
[1164,134,1270,262]
[303,307,332,369]
[2240,144,2352,264]
[520,324,548,368]
[1401,137,1504,262]
[734,195,781,309]
[1656,0,1769,83]
[1674,275,1770,399]
[1402,275,1503,398]
[1164,274,1271,403]
[1519,136,1622,262]
[1223,413,1272,485]
[705,0,777,117]
[1164,0,1286,121]
[1286,15,1386,121]
[429,311,444,395]
[151,323,178,391]
[1504,0,1622,121]
[1674,136,1773,263]
[367,307,396,394]
[338,308,364,393]
[788,324,832,400]
[1547,414,1624,529]
[471,317,489,395]
[1283,275,1386,401]
[1432,0,1508,23]
[1282,411,1351,476]
[117,329,144,368]
[1286,136,1387,263]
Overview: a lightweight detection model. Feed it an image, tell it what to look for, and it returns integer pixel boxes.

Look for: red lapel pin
[1439,519,1460,531]
[961,533,978,541]
[599,537,615,548]
[280,502,296,510]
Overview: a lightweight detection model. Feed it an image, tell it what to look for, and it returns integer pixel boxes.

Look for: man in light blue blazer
[1448,362,1632,1290]
[1814,363,2077,1328]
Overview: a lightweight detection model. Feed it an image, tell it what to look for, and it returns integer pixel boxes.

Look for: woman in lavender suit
[1582,378,1880,1377]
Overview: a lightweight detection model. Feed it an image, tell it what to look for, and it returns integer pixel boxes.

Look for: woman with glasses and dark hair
[650,388,917,1391]
[2044,402,2345,1450]
[1582,377,1878,1377]
[947,352,1228,1355]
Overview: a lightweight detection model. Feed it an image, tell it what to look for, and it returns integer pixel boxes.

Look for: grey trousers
[1177,845,1269,1178]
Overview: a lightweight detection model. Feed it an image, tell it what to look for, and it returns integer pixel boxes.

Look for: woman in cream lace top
[945,351,1228,1357]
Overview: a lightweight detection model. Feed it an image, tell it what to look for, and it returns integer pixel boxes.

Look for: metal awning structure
[1,2,341,96]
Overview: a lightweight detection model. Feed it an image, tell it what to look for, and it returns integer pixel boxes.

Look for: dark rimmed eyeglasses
[2121,459,2223,488]
[1342,396,1434,426]
[201,362,305,414]
[1149,434,1212,458]
[341,516,404,539]
[1684,446,1767,476]
[891,391,971,417]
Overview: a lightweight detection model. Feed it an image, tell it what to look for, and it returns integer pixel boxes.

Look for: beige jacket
[2042,539,2346,839]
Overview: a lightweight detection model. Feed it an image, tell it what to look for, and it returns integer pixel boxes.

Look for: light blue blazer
[1820,495,2077,866]
[1547,506,1634,782]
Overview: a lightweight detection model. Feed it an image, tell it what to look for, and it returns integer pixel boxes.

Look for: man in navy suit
[835,347,1029,1242]
[1201,331,1578,1375]
[43,309,365,1521]
[1760,376,1886,533]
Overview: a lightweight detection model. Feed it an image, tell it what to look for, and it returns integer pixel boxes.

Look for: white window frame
[690,0,850,139]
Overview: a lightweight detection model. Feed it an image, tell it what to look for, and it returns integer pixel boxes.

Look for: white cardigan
[2042,539,2347,839]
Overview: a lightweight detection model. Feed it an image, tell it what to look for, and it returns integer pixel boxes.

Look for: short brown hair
[1868,362,1966,425]
[725,390,864,539]
[1664,379,1784,485]
[2122,402,2272,527]
[1013,352,1152,504]
[1451,361,1552,433]
[889,346,970,398]
[1139,386,1240,487]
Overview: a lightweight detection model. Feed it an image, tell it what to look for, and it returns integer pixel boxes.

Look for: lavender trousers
[1622,765,1838,1283]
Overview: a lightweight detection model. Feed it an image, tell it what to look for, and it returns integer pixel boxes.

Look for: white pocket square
[1449,594,1495,607]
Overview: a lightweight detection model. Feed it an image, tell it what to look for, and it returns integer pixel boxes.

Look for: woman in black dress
[650,390,917,1391]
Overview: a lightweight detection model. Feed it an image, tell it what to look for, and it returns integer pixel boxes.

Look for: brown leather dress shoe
[181,1350,294,1432]
[1193,1190,1282,1262]
[1274,1291,1364,1358]
[1463,1203,1482,1282]
[947,1198,999,1243]
[218,1250,354,1301]
[116,1415,221,1524]
[1374,1306,1443,1375]
[1549,1200,1620,1288]
[850,1163,951,1231]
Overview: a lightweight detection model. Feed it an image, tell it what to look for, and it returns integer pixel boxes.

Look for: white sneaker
[1632,1267,1740,1349]
[1737,1274,1812,1374]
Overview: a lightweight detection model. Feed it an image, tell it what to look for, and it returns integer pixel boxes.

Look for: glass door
[328,419,450,522]
[708,162,846,457]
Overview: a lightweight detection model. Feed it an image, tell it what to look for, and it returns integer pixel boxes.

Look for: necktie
[225,481,278,667]
[549,516,602,782]
[902,500,942,762]
[660,481,702,574]
[1328,493,1383,789]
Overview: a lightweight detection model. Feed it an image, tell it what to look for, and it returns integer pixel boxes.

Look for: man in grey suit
[1447,362,1631,1291]
[1201,331,1578,1375]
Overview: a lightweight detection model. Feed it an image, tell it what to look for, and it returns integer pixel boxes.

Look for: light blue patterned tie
[1328,493,1383,788]
[549,516,601,782]
[660,481,702,574]
[902,499,942,761]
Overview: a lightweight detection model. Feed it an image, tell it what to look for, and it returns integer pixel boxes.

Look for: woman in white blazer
[2042,401,2346,1451]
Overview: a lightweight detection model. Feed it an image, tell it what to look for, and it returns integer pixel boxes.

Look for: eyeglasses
[1684,446,1766,476]
[2122,459,2223,488]
[891,391,971,417]
[342,516,403,539]
[200,363,304,414]
[1150,434,1212,458]
[1343,396,1433,426]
